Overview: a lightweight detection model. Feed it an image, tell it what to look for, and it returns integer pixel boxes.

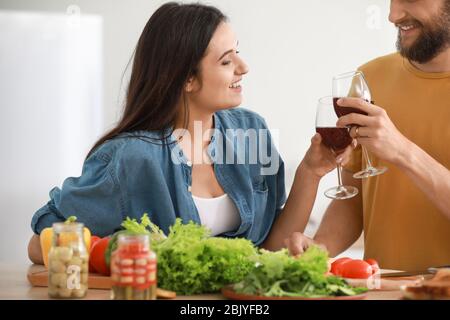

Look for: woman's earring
[185,78,193,93]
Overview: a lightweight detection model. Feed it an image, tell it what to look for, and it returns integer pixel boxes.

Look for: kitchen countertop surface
[0,263,409,300]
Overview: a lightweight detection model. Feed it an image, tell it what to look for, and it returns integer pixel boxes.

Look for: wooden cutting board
[27,264,112,289]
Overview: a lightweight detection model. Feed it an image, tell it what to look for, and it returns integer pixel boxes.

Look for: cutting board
[27,264,112,289]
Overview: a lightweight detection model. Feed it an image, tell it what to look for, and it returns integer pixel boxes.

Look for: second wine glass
[332,71,388,179]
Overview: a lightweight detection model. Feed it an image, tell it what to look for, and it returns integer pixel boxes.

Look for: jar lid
[118,234,150,252]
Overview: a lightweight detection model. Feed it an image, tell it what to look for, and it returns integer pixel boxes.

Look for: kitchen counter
[0,263,406,300]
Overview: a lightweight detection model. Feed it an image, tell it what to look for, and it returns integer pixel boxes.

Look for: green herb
[64,216,77,224]
[233,246,368,298]
[105,213,165,266]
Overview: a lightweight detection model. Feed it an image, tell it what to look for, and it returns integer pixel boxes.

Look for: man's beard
[396,2,450,64]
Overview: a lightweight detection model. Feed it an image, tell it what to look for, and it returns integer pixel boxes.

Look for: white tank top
[192,194,241,236]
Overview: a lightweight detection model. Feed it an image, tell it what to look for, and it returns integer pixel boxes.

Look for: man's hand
[284,232,327,257]
[336,97,411,166]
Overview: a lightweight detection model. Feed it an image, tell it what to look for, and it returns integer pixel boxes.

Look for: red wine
[316,127,352,151]
[333,97,370,117]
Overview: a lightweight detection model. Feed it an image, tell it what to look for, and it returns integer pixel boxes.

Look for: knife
[381,270,432,278]
[381,265,450,278]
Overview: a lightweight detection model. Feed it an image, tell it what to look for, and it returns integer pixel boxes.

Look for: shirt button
[179,151,184,157]
[186,161,192,167]
[188,186,192,192]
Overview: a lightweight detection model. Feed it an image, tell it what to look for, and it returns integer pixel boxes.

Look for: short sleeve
[31,152,125,237]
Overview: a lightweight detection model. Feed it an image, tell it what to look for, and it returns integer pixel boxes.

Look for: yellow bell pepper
[40,216,91,268]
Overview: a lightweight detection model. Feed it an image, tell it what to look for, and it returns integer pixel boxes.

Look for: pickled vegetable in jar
[48,222,89,299]
[110,234,157,300]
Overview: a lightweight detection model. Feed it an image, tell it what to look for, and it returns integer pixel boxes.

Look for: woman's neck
[174,100,215,137]
[174,102,215,164]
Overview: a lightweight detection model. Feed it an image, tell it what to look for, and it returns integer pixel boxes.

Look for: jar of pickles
[48,222,89,299]
[110,234,157,300]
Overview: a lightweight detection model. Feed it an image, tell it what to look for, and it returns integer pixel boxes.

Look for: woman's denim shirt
[31,108,286,246]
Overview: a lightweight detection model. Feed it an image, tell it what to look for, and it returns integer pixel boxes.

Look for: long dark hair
[87,2,227,158]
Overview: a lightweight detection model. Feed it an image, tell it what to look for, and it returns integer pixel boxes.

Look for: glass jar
[110,234,157,300]
[48,222,89,299]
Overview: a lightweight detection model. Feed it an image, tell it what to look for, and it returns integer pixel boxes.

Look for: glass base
[353,166,388,179]
[324,185,359,200]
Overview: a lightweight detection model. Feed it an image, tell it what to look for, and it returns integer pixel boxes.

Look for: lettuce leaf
[234,246,368,298]
[105,214,366,297]
[153,219,257,294]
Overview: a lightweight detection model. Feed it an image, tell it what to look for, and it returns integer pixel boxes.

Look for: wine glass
[316,96,358,200]
[332,71,388,179]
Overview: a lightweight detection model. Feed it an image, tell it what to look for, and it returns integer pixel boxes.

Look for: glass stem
[362,146,373,169]
[337,163,343,189]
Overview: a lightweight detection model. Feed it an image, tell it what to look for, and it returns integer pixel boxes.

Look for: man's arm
[28,234,44,265]
[337,97,450,220]
[313,169,364,257]
[396,140,450,218]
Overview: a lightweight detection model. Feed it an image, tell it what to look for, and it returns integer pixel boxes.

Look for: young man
[287,0,450,271]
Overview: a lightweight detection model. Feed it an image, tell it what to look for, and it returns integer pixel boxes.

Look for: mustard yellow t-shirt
[346,53,450,271]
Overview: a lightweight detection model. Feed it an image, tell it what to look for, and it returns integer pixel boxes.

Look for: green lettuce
[105,214,366,297]
[234,246,367,298]
[152,219,257,294]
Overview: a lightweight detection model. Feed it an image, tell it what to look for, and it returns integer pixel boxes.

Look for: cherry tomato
[339,259,373,279]
[365,258,380,275]
[330,257,352,276]
[89,237,111,275]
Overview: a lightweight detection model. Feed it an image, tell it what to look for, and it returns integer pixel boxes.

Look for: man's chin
[397,37,417,58]
[398,32,420,50]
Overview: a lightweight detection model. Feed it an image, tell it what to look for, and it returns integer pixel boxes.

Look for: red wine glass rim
[332,70,364,80]
[318,95,333,104]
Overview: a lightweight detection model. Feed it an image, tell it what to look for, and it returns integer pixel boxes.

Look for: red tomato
[90,236,101,249]
[365,258,380,275]
[88,236,102,273]
[339,259,373,279]
[330,257,352,276]
[89,237,110,276]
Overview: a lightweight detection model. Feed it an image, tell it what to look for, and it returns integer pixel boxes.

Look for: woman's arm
[261,134,356,251]
[28,234,44,265]
[260,163,320,251]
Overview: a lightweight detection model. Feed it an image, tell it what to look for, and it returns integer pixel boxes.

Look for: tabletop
[0,263,407,300]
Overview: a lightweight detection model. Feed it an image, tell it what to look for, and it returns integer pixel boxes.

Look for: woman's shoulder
[215,107,268,129]
[88,131,170,164]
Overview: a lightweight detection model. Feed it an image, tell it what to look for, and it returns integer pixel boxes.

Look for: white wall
[0,0,397,264]
[0,9,103,264]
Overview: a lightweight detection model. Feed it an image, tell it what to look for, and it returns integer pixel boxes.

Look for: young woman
[28,2,355,263]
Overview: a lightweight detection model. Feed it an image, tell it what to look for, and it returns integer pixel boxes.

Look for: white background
[0,0,397,264]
